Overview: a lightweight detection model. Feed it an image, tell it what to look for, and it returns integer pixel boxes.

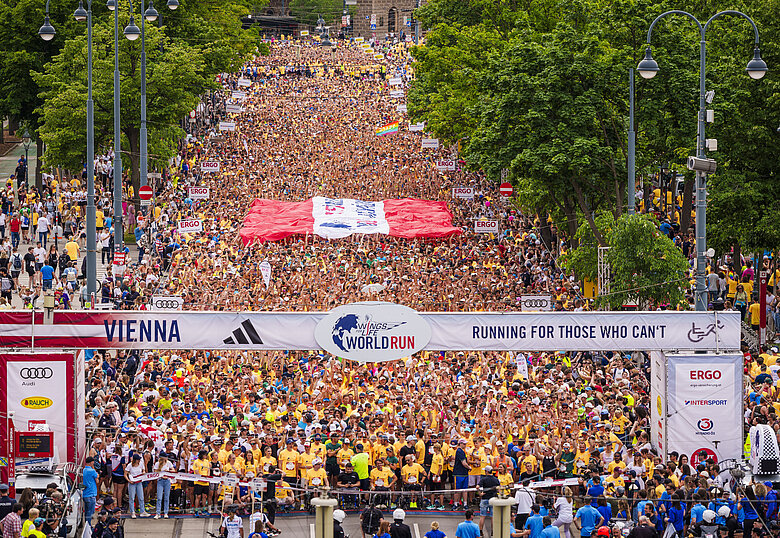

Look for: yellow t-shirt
[192,458,210,486]
[65,240,79,260]
[370,467,393,488]
[401,463,425,484]
[430,453,445,476]
[278,449,299,478]
[308,467,327,487]
[750,302,761,325]
[96,209,104,228]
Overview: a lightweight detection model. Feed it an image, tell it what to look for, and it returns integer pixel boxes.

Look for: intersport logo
[684,399,728,406]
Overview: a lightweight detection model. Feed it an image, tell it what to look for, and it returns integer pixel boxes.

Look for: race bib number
[342,460,349,467]
[311,477,322,486]
[263,464,270,472]
[433,475,441,483]
[286,462,295,470]
[429,447,435,455]
[375,479,384,487]
[408,476,417,484]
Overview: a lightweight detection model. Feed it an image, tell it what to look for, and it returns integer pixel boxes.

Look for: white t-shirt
[222,515,242,538]
[555,497,574,523]
[514,486,536,514]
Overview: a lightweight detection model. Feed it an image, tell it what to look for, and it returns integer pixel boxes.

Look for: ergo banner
[188,187,210,200]
[452,187,474,199]
[177,219,203,234]
[474,220,498,233]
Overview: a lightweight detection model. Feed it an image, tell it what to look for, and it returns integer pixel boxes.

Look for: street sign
[148,172,162,179]
[139,185,153,201]
[499,182,513,197]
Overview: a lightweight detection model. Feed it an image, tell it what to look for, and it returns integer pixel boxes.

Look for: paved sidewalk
[0,142,37,184]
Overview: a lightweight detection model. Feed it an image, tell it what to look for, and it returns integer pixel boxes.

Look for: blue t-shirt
[667,506,685,531]
[525,514,544,538]
[541,526,561,538]
[82,466,98,498]
[576,505,602,537]
[425,531,447,538]
[597,504,612,525]
[455,520,480,538]
[40,264,54,280]
[690,504,706,524]
[588,485,604,505]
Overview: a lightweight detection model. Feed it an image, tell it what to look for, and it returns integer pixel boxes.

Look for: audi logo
[522,299,550,308]
[153,299,183,309]
[20,368,53,379]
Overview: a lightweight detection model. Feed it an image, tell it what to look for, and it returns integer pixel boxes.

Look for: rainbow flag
[375,121,399,136]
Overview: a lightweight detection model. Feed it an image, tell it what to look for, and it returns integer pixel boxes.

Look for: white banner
[259,260,272,287]
[219,122,236,131]
[0,311,741,352]
[200,162,220,173]
[237,78,252,87]
[126,470,266,491]
[178,219,203,234]
[188,187,210,200]
[388,77,403,86]
[666,354,743,464]
[312,197,389,239]
[390,89,405,98]
[408,122,425,132]
[396,105,408,113]
[421,138,440,149]
[231,91,246,99]
[519,295,552,312]
[225,104,244,114]
[650,350,667,456]
[150,296,184,311]
[474,220,498,233]
[452,187,474,199]
[436,159,457,171]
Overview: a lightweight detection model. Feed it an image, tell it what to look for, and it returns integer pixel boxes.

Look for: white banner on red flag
[240,197,461,243]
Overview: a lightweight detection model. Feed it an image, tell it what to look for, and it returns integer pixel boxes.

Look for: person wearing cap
[101,517,120,538]
[0,484,16,521]
[477,465,500,534]
[125,453,150,518]
[83,457,99,524]
[452,439,471,510]
[325,433,343,485]
[308,458,329,489]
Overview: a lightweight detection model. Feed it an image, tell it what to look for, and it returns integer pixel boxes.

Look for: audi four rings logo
[522,299,549,308]
[20,368,53,379]
[153,299,182,309]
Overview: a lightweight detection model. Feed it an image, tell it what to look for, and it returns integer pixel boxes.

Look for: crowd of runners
[0,36,779,538]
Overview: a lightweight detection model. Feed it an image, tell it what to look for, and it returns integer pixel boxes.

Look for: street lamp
[38,0,55,40]
[106,0,141,261]
[139,0,175,214]
[70,0,99,303]
[638,10,767,311]
[21,129,31,188]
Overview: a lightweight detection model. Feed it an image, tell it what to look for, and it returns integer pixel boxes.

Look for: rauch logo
[21,397,53,409]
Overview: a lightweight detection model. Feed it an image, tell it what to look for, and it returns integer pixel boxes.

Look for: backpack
[12,254,22,270]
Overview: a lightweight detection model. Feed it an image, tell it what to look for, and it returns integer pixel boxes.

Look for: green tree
[34,14,213,199]
[289,0,343,27]
[562,213,689,309]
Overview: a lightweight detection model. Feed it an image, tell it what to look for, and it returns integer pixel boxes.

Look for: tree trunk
[536,206,554,252]
[570,178,607,246]
[732,241,741,274]
[680,174,694,233]
[562,196,579,248]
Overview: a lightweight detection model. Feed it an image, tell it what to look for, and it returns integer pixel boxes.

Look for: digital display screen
[16,432,54,457]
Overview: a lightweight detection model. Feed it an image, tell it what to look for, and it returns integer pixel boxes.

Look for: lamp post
[637,10,767,311]
[627,68,635,215]
[21,130,31,189]
[106,0,140,262]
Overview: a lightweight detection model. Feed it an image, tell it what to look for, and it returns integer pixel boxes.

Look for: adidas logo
[223,320,264,345]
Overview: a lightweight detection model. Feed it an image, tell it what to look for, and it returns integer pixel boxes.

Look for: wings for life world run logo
[315,303,431,362]
[331,315,409,353]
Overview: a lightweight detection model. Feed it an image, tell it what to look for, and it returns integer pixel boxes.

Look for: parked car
[15,469,83,538]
